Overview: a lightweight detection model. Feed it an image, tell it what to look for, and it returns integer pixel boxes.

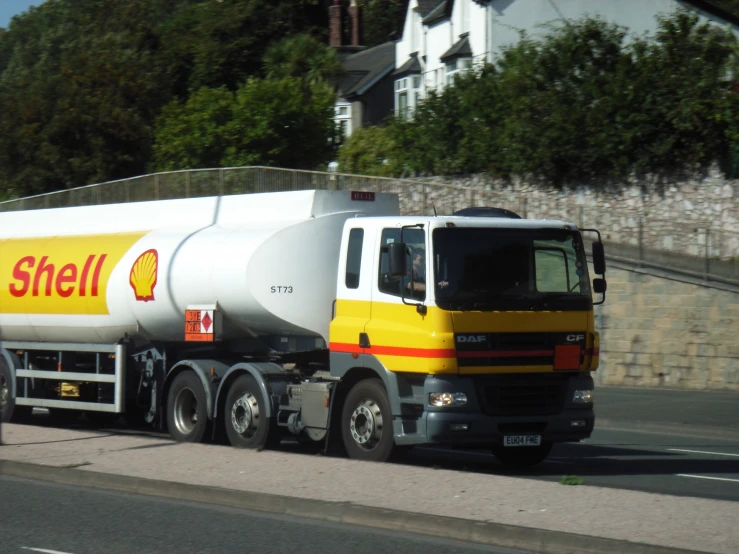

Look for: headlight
[429,392,468,407]
[573,390,594,404]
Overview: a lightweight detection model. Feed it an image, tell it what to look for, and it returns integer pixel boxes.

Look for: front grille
[476,374,568,417]
[455,332,587,367]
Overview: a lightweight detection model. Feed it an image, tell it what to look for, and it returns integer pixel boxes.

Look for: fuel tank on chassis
[0,190,398,345]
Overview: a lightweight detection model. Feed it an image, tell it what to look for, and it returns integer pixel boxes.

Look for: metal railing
[1,166,737,286]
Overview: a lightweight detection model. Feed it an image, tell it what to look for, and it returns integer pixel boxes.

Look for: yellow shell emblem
[129,249,158,302]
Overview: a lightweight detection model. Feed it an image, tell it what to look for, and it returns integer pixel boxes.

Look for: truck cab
[329,208,606,466]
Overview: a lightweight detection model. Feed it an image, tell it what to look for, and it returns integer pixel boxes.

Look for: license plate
[504,435,541,447]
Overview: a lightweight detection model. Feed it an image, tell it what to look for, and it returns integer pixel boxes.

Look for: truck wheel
[167,371,208,443]
[341,379,394,462]
[491,442,553,469]
[224,374,280,449]
[0,357,17,423]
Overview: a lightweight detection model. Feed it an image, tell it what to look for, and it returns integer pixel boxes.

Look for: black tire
[491,442,553,469]
[0,356,18,423]
[341,379,395,462]
[166,371,209,443]
[223,374,280,449]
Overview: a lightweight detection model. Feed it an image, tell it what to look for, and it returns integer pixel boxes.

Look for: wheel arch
[161,359,229,424]
[213,362,286,421]
[330,354,403,416]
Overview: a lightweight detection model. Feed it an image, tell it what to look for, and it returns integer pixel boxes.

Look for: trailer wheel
[167,371,208,443]
[224,374,280,449]
[341,379,395,462]
[1,357,16,423]
[0,358,32,423]
[491,442,553,469]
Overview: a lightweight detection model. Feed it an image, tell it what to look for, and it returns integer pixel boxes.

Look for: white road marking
[667,448,739,458]
[677,474,739,483]
[21,546,72,554]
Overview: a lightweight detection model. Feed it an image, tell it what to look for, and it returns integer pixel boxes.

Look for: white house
[394,0,739,116]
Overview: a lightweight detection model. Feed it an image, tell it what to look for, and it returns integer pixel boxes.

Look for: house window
[412,75,422,109]
[398,92,408,116]
[335,103,352,138]
[395,78,409,117]
[446,58,472,85]
[446,60,457,85]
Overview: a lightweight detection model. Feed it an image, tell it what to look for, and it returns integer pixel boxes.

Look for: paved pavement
[0,385,737,554]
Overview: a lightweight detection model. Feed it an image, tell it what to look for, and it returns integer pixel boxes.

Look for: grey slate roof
[338,41,396,98]
[440,33,472,60]
[422,1,448,25]
[417,0,443,17]
[393,53,422,76]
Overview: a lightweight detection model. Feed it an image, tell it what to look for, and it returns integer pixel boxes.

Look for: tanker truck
[0,189,607,467]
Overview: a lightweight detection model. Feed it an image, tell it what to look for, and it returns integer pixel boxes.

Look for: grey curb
[0,459,704,554]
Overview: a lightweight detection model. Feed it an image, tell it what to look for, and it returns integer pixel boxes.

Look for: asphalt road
[403,387,739,502]
[0,475,531,554]
[16,386,739,502]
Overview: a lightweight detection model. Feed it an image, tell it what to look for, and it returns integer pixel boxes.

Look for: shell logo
[129,249,158,302]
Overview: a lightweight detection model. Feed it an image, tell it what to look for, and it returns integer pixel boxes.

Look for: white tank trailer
[0,189,607,466]
[0,190,398,345]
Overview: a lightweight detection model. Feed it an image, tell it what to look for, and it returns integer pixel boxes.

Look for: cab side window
[345,229,364,289]
[378,228,426,300]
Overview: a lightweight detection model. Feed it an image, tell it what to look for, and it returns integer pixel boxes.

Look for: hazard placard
[185,309,215,342]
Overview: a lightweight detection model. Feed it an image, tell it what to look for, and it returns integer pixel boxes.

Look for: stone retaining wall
[594,266,738,391]
[421,169,738,261]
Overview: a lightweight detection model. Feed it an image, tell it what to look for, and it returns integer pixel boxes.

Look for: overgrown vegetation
[340,12,739,186]
[1,2,738,199]
[0,0,347,198]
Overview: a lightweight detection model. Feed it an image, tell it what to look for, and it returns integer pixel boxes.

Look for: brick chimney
[348,0,362,47]
[329,0,343,47]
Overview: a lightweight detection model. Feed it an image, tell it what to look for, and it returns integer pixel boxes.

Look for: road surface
[0,475,531,554]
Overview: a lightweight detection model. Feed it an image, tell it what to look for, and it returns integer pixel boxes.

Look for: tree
[153,77,337,171]
[158,0,330,94]
[0,0,338,198]
[362,0,406,46]
[151,87,234,171]
[337,125,399,175]
[0,0,176,196]
[263,33,346,85]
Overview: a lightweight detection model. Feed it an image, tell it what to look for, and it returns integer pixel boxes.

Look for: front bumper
[392,372,595,447]
[424,408,594,447]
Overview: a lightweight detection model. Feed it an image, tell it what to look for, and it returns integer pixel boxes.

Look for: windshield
[433,227,592,311]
